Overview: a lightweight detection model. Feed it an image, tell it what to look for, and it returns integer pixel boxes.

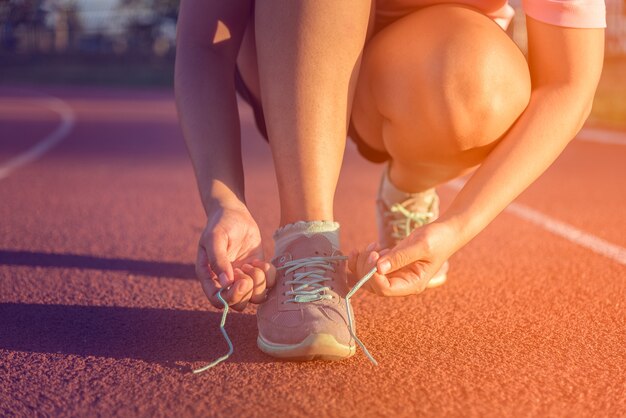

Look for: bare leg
[254,0,372,226]
[236,20,260,100]
[351,5,531,192]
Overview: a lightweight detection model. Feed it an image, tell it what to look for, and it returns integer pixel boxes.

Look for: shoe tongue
[287,234,336,260]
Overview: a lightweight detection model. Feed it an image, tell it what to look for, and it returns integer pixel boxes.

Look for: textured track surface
[1,86,624,417]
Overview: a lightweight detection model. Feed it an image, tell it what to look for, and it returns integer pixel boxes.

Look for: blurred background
[0,0,178,86]
[0,0,625,126]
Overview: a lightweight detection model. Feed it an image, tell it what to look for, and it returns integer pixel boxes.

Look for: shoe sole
[426,261,449,289]
[257,333,356,361]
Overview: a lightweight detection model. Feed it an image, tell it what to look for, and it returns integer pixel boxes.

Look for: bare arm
[175,0,251,211]
[176,0,274,310]
[436,17,604,251]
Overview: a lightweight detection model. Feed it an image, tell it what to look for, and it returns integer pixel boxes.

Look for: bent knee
[363,5,531,154]
[448,53,531,152]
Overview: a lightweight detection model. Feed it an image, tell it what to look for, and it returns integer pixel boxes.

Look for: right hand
[196,200,275,311]
[348,222,456,296]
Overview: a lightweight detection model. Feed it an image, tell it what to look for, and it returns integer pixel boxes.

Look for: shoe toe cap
[258,304,352,346]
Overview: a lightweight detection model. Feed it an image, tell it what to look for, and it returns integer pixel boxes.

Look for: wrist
[202,180,246,216]
[431,214,476,254]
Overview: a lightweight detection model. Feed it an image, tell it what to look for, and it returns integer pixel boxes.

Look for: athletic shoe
[256,234,356,361]
[376,168,448,287]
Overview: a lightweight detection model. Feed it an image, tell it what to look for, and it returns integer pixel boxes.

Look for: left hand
[348,222,458,296]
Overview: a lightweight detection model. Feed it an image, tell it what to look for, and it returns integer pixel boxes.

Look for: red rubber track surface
[0,86,624,417]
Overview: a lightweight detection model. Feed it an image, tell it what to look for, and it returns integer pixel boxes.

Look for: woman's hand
[197,199,275,311]
[348,222,458,296]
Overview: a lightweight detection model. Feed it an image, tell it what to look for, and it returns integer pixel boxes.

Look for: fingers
[196,232,237,308]
[367,270,393,296]
[242,263,267,304]
[196,246,223,309]
[373,261,434,296]
[233,259,278,306]
[222,268,254,311]
[360,244,395,296]
[365,272,421,297]
[357,242,378,277]
[376,240,418,275]
[199,277,223,310]
[353,241,433,297]
[196,242,275,310]
[204,230,234,287]
[347,242,382,293]
[386,273,425,296]
[197,244,252,310]
[222,263,277,310]
[251,259,276,289]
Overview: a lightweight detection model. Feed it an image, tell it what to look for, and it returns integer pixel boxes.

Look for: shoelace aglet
[346,266,379,366]
[347,266,378,299]
[193,289,234,374]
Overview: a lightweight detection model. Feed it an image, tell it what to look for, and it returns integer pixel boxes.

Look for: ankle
[389,161,438,192]
[273,221,340,256]
[381,164,435,206]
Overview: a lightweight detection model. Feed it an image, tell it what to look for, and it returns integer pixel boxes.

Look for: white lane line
[576,127,626,146]
[0,95,76,181]
[446,179,626,266]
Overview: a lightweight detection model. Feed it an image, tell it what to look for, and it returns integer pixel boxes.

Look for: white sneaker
[376,165,448,288]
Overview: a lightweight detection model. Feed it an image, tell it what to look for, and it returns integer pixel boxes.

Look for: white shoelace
[280,256,378,365]
[387,202,435,240]
[279,255,345,303]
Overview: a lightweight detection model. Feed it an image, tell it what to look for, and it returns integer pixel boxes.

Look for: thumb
[376,242,418,275]
[206,232,234,287]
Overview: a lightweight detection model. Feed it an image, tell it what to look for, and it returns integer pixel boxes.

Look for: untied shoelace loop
[192,289,234,374]
[193,258,379,373]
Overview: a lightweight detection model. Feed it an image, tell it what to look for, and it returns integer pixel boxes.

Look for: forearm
[175,45,245,213]
[439,85,594,249]
[175,0,251,214]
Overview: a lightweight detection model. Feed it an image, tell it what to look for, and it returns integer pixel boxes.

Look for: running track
[0,86,624,417]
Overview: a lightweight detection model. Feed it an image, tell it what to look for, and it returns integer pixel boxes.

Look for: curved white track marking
[576,127,626,146]
[446,179,626,266]
[0,96,76,181]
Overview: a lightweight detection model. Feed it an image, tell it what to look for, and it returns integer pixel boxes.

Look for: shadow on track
[0,250,195,280]
[0,303,270,369]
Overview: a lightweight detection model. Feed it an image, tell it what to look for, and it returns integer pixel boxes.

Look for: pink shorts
[374,0,606,31]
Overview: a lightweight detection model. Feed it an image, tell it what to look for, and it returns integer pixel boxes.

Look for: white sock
[273,221,340,256]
